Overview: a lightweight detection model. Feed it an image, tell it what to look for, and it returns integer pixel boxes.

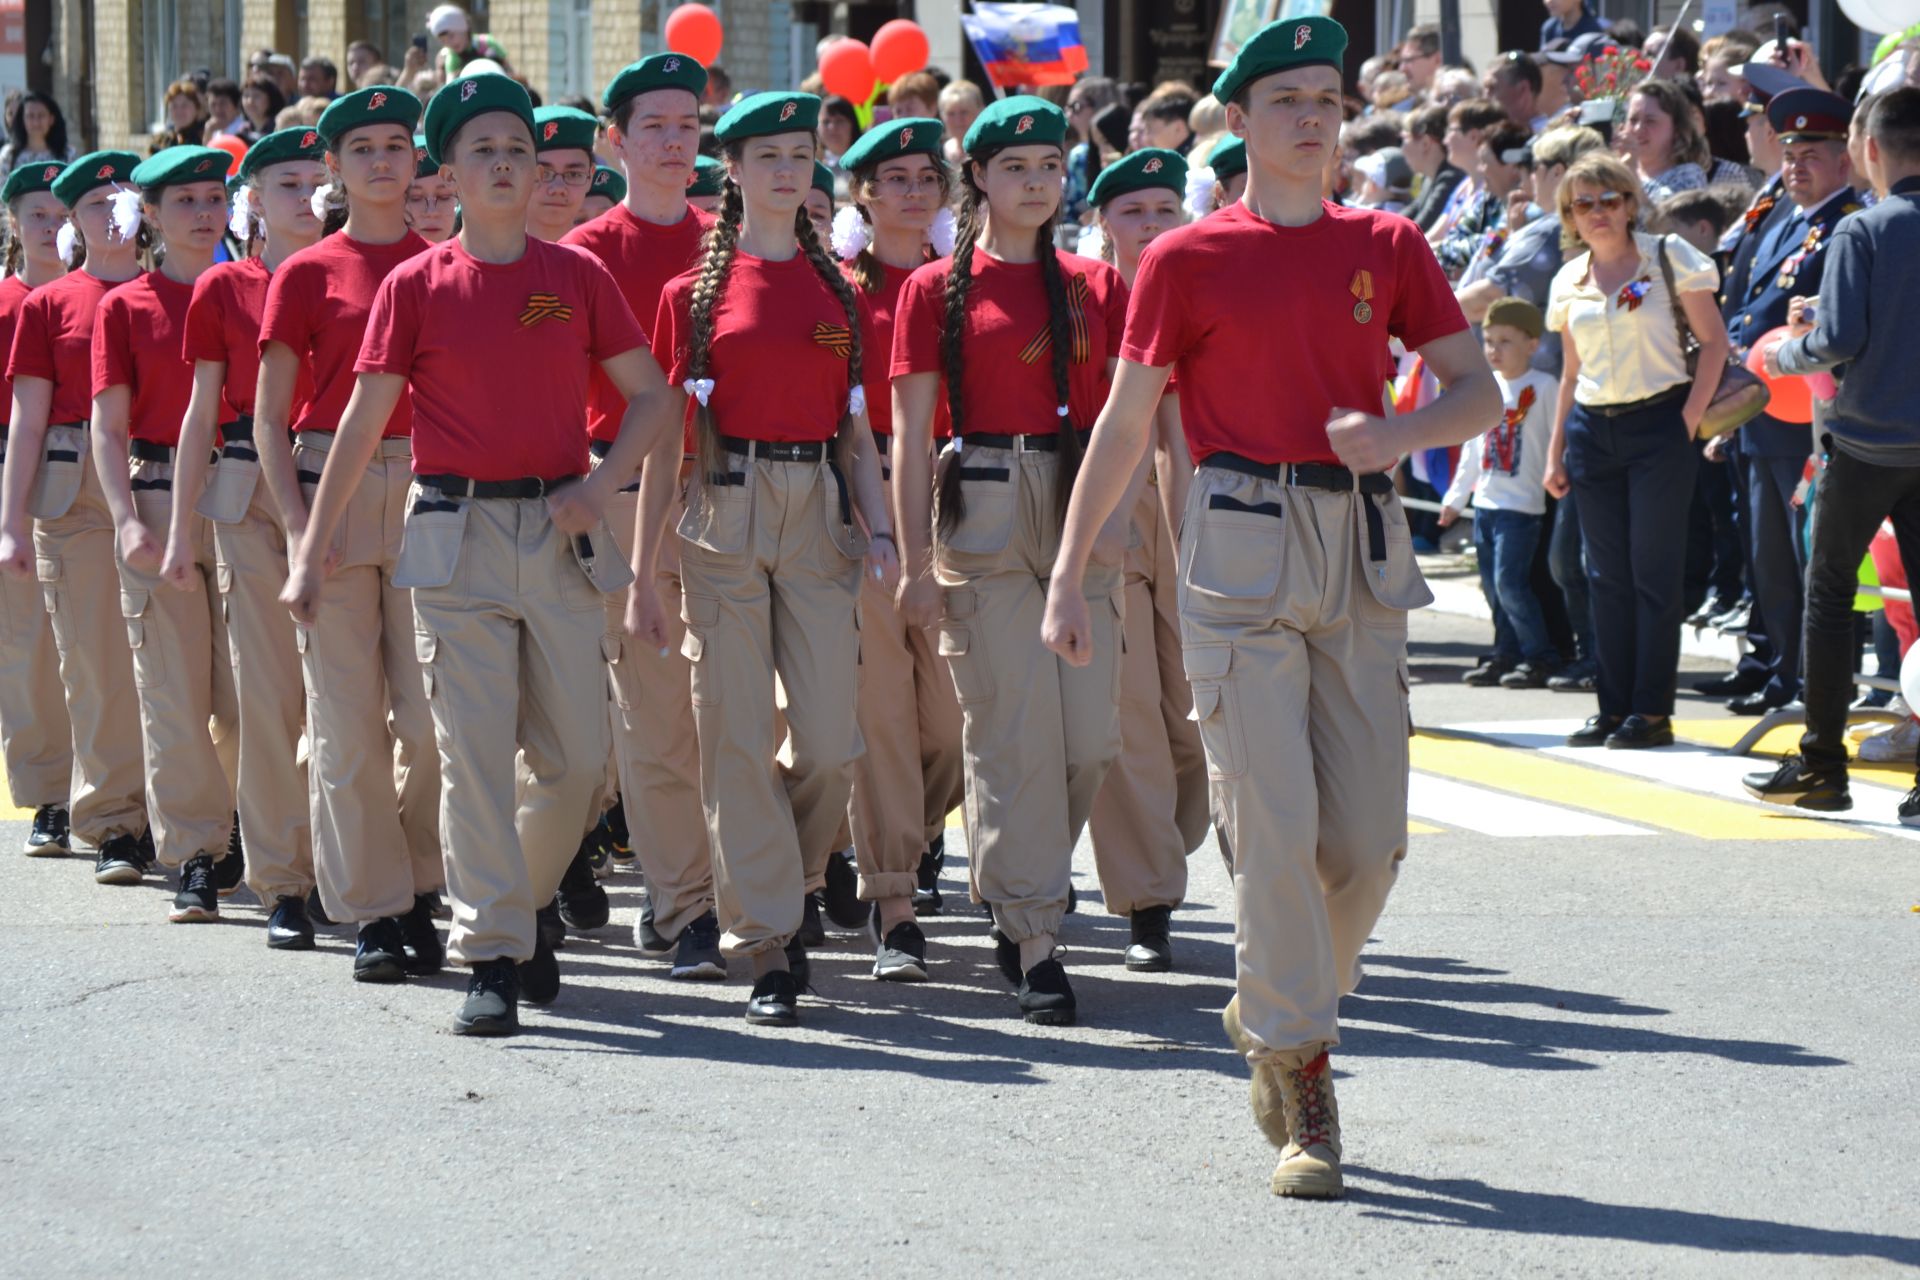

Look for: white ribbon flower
[55,221,78,265]
[848,385,866,418]
[228,186,255,241]
[683,378,715,407]
[1184,165,1217,219]
[929,206,956,257]
[309,182,334,221]
[1056,404,1070,417]
[830,206,871,261]
[108,187,142,242]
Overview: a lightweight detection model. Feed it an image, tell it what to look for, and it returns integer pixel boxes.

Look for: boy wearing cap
[528,106,597,242]
[1042,16,1498,1197]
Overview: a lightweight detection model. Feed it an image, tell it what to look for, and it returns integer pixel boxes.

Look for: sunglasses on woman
[1570,191,1627,214]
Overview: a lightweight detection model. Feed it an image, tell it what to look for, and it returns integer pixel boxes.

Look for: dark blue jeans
[1548,490,1594,661]
[1474,507,1552,663]
[1566,396,1700,718]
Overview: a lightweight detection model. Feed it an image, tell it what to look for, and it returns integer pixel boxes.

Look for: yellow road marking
[1407,820,1444,836]
[1672,717,1920,786]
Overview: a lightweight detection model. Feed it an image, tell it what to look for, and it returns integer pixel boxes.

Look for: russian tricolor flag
[961,3,1091,88]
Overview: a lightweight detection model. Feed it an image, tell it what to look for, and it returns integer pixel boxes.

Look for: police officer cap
[839,117,943,173]
[318,85,423,149]
[239,126,327,181]
[1088,147,1188,208]
[590,165,627,203]
[812,161,836,199]
[2,157,67,205]
[963,94,1067,153]
[1736,61,1808,115]
[130,145,233,193]
[534,105,598,154]
[1767,85,1851,142]
[714,92,821,144]
[1206,135,1248,180]
[603,52,708,115]
[424,72,536,167]
[1212,16,1349,107]
[688,154,724,197]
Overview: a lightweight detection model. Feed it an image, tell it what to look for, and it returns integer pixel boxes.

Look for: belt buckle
[530,477,548,498]
[1015,435,1037,454]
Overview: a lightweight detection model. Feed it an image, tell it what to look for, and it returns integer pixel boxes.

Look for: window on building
[142,0,179,131]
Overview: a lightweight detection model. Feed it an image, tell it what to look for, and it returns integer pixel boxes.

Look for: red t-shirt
[93,271,228,447]
[892,249,1127,436]
[1122,201,1467,465]
[847,259,952,440]
[183,257,310,421]
[357,235,648,481]
[653,250,877,444]
[259,231,427,437]
[561,202,711,442]
[8,270,117,425]
[0,275,33,415]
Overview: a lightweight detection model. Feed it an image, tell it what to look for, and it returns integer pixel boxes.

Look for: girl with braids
[156,127,327,950]
[255,86,443,984]
[1081,147,1210,974]
[0,160,76,858]
[0,153,152,885]
[890,96,1134,1024]
[89,145,242,926]
[628,91,898,1028]
[406,133,458,243]
[830,117,964,979]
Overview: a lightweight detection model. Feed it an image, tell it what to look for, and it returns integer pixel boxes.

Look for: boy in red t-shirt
[1042,17,1499,1199]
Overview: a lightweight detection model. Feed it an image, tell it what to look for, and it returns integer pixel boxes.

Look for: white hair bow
[830,205,871,261]
[1184,165,1217,219]
[228,186,256,241]
[309,183,334,221]
[929,206,956,256]
[108,187,142,242]
[848,385,867,418]
[683,378,715,407]
[55,221,78,265]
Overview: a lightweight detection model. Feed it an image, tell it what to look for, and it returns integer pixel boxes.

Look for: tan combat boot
[1270,1050,1343,1199]
[1221,996,1290,1149]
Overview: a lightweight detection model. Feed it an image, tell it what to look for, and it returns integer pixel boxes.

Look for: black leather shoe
[537,900,567,952]
[520,920,560,1006]
[1462,656,1515,686]
[1566,714,1623,747]
[265,895,315,950]
[400,893,443,976]
[796,893,826,947]
[354,918,408,983]
[306,886,335,927]
[634,897,676,956]
[745,970,800,1026]
[783,936,811,991]
[213,814,245,896]
[1726,691,1788,716]
[912,835,945,916]
[1124,905,1174,973]
[821,849,866,929]
[1498,660,1561,689]
[1743,754,1852,811]
[1605,714,1674,749]
[453,959,520,1036]
[990,924,1021,986]
[1695,669,1766,698]
[556,845,610,932]
[1018,957,1076,1025]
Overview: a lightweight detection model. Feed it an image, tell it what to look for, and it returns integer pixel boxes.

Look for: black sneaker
[784,936,811,992]
[1899,787,1920,828]
[400,893,444,976]
[989,923,1022,987]
[537,900,567,952]
[520,923,560,1006]
[1018,957,1077,1025]
[1546,660,1598,693]
[1066,883,1078,914]
[556,844,610,932]
[1499,660,1560,690]
[1743,754,1852,812]
[307,886,335,927]
[1566,714,1622,747]
[745,969,800,1025]
[453,958,520,1036]
[605,801,636,869]
[1124,905,1174,972]
[1463,656,1515,686]
[582,817,612,880]
[821,849,866,928]
[25,804,70,857]
[169,854,220,922]
[353,918,409,983]
[265,895,315,950]
[93,832,146,886]
[912,835,944,916]
[796,892,826,948]
[634,897,676,956]
[669,910,726,980]
[136,827,157,872]
[214,814,245,897]
[873,918,929,982]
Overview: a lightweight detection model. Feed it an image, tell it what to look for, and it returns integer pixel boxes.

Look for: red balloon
[209,133,247,174]
[820,38,878,104]
[870,19,931,84]
[664,3,724,67]
[1745,325,1813,424]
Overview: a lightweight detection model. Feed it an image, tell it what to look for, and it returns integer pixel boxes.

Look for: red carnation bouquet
[1573,44,1654,103]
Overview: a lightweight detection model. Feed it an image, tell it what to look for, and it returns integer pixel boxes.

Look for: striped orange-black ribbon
[1016,274,1092,366]
[518,292,574,327]
[811,322,853,358]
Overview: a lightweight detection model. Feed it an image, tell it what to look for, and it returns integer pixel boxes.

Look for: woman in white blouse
[1543,153,1730,750]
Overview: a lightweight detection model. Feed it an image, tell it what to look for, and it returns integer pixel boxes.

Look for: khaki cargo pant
[295,433,442,924]
[31,435,146,847]
[1087,480,1209,915]
[933,444,1123,944]
[0,433,72,809]
[678,451,866,958]
[1177,464,1427,1068]
[410,494,619,965]
[118,454,238,867]
[601,464,715,940]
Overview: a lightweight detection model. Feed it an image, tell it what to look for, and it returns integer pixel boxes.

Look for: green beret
[412,134,438,179]
[1212,16,1349,107]
[534,105,598,155]
[714,92,820,144]
[239,126,327,180]
[688,154,723,197]
[1207,135,1247,180]
[1088,147,1187,208]
[423,72,536,167]
[603,52,707,115]
[52,151,139,207]
[839,116,943,173]
[3,157,67,205]
[962,94,1066,154]
[130,145,233,193]
[589,165,627,204]
[811,161,835,199]
[318,84,423,149]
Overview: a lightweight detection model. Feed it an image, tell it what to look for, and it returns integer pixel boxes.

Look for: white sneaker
[1858,718,1920,764]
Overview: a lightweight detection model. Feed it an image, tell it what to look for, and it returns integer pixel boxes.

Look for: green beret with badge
[589,164,627,203]
[130,145,233,193]
[839,117,944,173]
[317,84,423,150]
[603,51,708,114]
[1212,15,1349,106]
[715,92,821,144]
[2,156,68,205]
[423,72,536,166]
[240,125,327,180]
[963,94,1067,153]
[1088,147,1187,208]
[1207,135,1248,180]
[688,154,724,197]
[534,105,598,154]
[811,161,836,199]
[53,150,140,207]
[412,133,438,179]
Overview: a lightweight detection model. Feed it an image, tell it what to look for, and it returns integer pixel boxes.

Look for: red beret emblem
[1294,23,1313,49]
[1143,157,1163,173]
[300,130,318,148]
[460,79,479,102]
[664,56,681,72]
[899,126,914,147]
[1015,114,1034,134]
[543,120,559,141]
[96,163,114,179]
[779,101,798,122]
[41,165,57,180]
[369,91,388,110]
[195,158,214,172]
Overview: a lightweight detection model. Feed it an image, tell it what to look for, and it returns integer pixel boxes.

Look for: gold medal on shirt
[1349,269,1374,325]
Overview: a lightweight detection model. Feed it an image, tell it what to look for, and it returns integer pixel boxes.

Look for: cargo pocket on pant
[35,555,67,655]
[561,522,634,611]
[1184,504,1283,621]
[678,478,752,558]
[1357,493,1435,627]
[121,588,165,690]
[936,585,994,704]
[414,630,438,702]
[1183,642,1243,780]
[602,632,631,710]
[681,594,719,705]
[195,450,261,524]
[26,426,85,520]
[934,455,1015,566]
[392,487,470,591]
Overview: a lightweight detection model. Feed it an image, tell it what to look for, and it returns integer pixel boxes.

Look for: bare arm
[253,341,307,538]
[1545,328,1582,499]
[280,373,404,625]
[160,360,225,588]
[890,371,941,627]
[89,385,154,572]
[834,410,899,593]
[1677,289,1728,438]
[1324,327,1501,474]
[624,389,690,652]
[0,376,53,576]
[1153,392,1191,546]
[1455,277,1506,326]
[549,346,678,537]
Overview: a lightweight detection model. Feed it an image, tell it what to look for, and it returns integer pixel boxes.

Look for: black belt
[720,435,828,463]
[1200,453,1395,563]
[587,439,641,493]
[416,473,575,499]
[957,429,1090,453]
[218,415,258,461]
[1579,385,1687,418]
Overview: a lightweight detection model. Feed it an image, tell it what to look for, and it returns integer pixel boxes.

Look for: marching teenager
[161,127,326,948]
[1083,147,1210,973]
[256,86,442,982]
[526,106,596,241]
[831,116,965,978]
[806,160,836,242]
[578,164,624,225]
[2,153,152,882]
[406,134,458,243]
[627,91,898,1027]
[285,73,681,1038]
[90,145,242,924]
[0,160,76,856]
[891,96,1134,1025]
[1185,135,1249,217]
[1041,18,1496,1196]
[687,155,724,214]
[560,53,723,979]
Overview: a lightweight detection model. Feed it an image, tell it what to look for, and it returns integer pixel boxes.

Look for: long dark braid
[794,201,864,456]
[684,173,744,496]
[934,177,982,537]
[1035,210,1082,518]
[2,225,21,277]
[848,159,951,294]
